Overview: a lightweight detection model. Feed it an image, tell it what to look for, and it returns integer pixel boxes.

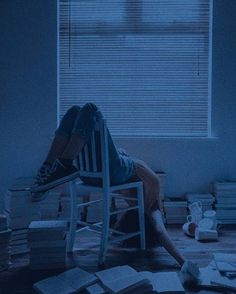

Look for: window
[58,0,212,137]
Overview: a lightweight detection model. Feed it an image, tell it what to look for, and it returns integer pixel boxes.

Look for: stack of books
[0,214,11,271]
[164,198,187,224]
[28,220,67,270]
[11,228,29,255]
[213,181,236,224]
[40,192,61,220]
[4,179,41,255]
[34,267,98,293]
[4,189,40,229]
[186,193,214,212]
[197,254,236,291]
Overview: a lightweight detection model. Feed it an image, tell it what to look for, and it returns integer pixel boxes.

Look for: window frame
[57,0,213,139]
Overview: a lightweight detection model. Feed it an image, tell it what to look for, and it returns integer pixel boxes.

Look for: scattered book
[28,220,67,270]
[211,275,236,290]
[34,267,98,294]
[58,267,98,292]
[213,253,236,273]
[103,274,150,294]
[152,272,185,294]
[86,283,107,294]
[197,260,236,292]
[34,276,76,294]
[96,265,137,285]
[141,271,185,293]
[96,266,152,294]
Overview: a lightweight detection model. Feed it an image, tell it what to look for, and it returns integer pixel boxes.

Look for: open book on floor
[140,271,185,294]
[96,265,152,294]
[213,253,236,273]
[197,262,236,293]
[34,267,98,294]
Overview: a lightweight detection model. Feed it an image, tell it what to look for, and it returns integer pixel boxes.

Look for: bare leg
[133,160,185,266]
[151,210,185,266]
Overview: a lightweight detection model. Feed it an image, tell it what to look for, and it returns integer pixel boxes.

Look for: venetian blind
[58,0,212,137]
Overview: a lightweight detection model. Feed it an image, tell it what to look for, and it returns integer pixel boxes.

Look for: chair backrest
[76,117,110,188]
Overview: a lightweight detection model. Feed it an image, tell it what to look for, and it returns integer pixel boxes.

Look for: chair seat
[76,180,143,197]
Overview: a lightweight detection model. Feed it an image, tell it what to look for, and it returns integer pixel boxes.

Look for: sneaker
[31,159,79,193]
[35,161,53,184]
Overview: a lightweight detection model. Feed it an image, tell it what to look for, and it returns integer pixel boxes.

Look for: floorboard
[0,225,235,294]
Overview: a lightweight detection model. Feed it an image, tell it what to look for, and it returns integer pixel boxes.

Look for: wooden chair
[67,117,146,265]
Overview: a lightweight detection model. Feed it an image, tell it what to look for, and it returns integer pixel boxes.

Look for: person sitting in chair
[33,103,198,276]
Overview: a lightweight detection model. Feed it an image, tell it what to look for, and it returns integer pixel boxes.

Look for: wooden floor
[0,225,236,294]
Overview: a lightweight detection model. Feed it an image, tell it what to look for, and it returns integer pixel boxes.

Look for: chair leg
[137,184,146,250]
[67,180,78,253]
[99,190,110,265]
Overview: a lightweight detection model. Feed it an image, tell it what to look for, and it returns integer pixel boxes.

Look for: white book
[197,266,223,289]
[34,276,76,294]
[58,267,98,292]
[149,272,185,294]
[211,275,236,290]
[96,266,137,285]
[29,220,67,231]
[86,283,107,294]
[214,253,236,273]
[102,274,149,294]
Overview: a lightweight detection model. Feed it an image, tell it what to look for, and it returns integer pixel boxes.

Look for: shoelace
[36,159,66,184]
[36,163,53,183]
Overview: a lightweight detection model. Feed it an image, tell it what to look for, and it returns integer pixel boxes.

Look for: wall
[0,0,235,209]
[0,0,57,209]
[117,0,236,196]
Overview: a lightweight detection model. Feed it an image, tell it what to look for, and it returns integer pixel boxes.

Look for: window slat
[59,0,211,137]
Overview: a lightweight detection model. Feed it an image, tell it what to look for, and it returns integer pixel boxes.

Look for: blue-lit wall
[0,0,57,209]
[0,1,235,209]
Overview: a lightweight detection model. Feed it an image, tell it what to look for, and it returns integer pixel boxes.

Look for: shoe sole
[30,171,80,194]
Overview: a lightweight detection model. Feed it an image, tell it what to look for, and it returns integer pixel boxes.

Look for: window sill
[113,135,218,141]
